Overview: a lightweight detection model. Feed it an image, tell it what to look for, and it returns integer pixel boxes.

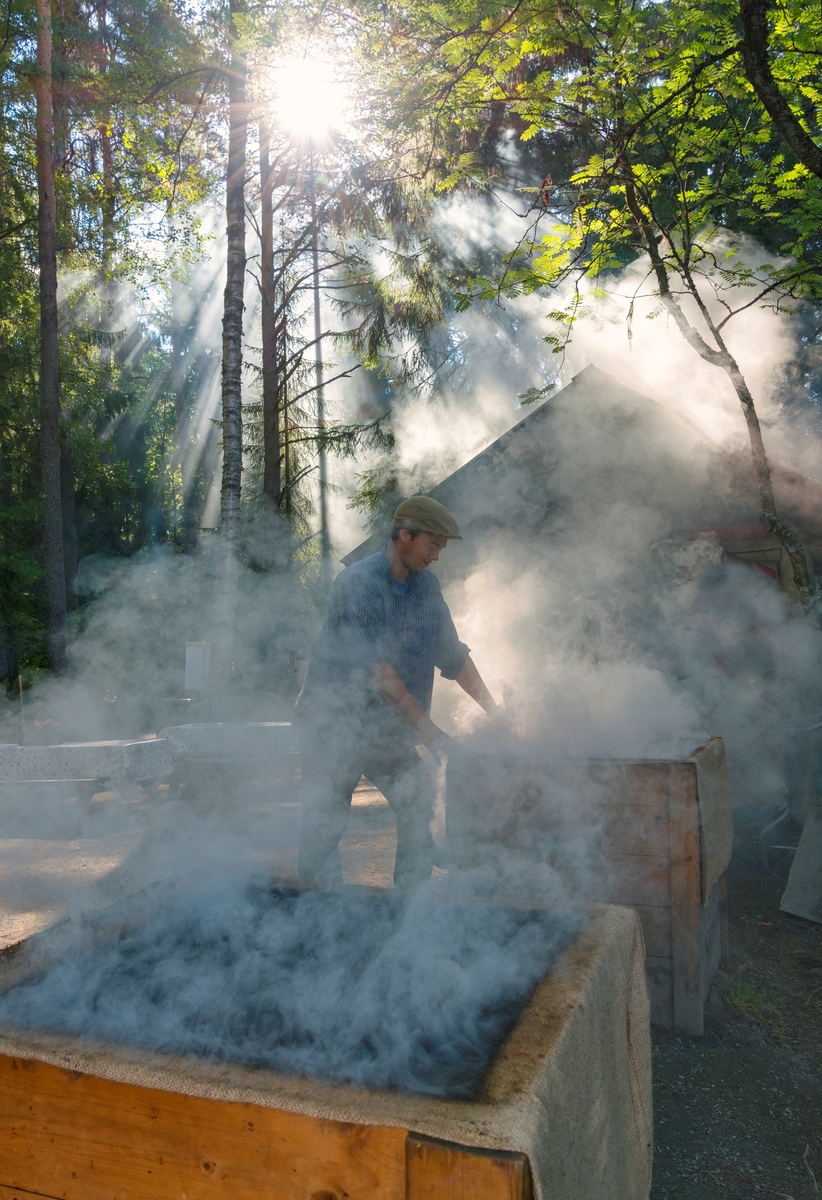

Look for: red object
[755,562,779,581]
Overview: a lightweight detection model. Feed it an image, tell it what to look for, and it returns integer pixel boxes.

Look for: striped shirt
[296,547,469,728]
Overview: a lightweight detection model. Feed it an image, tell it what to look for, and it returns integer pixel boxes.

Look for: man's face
[398,529,448,571]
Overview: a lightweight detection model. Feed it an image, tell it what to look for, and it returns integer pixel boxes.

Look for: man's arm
[455,654,501,715]
[371,661,451,748]
[371,654,500,747]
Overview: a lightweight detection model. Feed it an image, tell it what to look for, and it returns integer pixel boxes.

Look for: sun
[274,54,351,140]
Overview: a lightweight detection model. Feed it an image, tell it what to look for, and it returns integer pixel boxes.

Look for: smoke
[549,235,818,480]
[2,533,310,746]
[322,201,822,819]
[433,527,822,815]
[0,190,819,1100]
[0,883,579,1098]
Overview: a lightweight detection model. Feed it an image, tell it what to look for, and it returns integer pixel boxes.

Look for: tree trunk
[220,0,246,552]
[659,286,814,603]
[100,121,115,344]
[60,431,77,608]
[309,162,331,569]
[0,466,19,683]
[214,0,247,686]
[35,0,68,672]
[98,0,115,356]
[717,356,813,602]
[623,177,815,607]
[171,275,198,552]
[52,0,72,252]
[259,121,281,507]
[739,0,822,181]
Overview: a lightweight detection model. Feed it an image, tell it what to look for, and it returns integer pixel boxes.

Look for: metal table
[159,723,299,794]
[0,739,174,800]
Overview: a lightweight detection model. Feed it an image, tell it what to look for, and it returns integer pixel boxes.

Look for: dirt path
[651,814,822,1199]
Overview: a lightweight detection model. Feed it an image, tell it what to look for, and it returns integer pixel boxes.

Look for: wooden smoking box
[447,737,733,1036]
[0,897,651,1200]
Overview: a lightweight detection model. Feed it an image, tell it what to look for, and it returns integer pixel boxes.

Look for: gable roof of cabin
[341,364,822,566]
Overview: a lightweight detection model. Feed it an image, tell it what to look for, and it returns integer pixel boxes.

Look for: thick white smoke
[0,197,818,1095]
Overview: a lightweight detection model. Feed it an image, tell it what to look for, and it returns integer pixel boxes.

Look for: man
[295,496,500,890]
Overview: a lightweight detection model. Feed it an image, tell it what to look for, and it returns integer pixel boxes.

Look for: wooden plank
[598,805,670,856]
[589,855,671,908]
[482,858,671,910]
[0,1054,407,1200]
[0,1187,62,1200]
[633,905,672,958]
[668,763,704,1035]
[719,872,729,963]
[457,805,671,859]
[586,762,671,807]
[645,958,673,1030]
[700,879,723,1007]
[406,1134,532,1200]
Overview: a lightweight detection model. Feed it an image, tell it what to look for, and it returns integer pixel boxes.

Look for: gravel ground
[651,812,822,1200]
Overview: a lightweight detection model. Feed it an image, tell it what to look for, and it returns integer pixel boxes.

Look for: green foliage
[347,464,403,533]
[724,975,791,1046]
[3,0,822,671]
[377,0,822,348]
[0,0,219,675]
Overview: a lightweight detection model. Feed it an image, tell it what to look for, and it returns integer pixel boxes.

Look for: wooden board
[1,1187,62,1200]
[588,855,671,908]
[0,1054,407,1200]
[645,959,673,1030]
[586,763,671,807]
[668,763,704,1035]
[598,805,670,856]
[406,1134,532,1200]
[446,746,731,1035]
[700,879,723,1008]
[632,905,672,958]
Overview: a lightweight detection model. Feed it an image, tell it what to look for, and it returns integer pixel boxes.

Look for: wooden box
[446,738,733,1036]
[0,901,651,1200]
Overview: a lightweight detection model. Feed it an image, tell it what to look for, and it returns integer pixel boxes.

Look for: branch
[137,66,216,107]
[622,175,727,367]
[740,0,822,179]
[288,363,362,406]
[0,216,33,241]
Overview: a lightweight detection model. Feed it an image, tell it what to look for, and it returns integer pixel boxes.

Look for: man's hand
[415,714,458,752]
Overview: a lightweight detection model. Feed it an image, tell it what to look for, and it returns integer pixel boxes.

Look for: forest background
[1,0,821,708]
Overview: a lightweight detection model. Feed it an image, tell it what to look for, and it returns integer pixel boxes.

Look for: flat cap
[392,496,462,539]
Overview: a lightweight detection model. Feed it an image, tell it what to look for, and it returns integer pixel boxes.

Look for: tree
[244,23,461,549]
[220,0,247,557]
[739,0,822,180]
[258,118,284,509]
[0,0,222,678]
[34,0,68,671]
[386,0,822,606]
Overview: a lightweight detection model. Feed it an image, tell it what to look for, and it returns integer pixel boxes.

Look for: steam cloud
[0,885,579,1098]
[0,204,819,1096]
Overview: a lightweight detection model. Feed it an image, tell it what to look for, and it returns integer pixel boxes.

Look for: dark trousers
[296,719,435,891]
